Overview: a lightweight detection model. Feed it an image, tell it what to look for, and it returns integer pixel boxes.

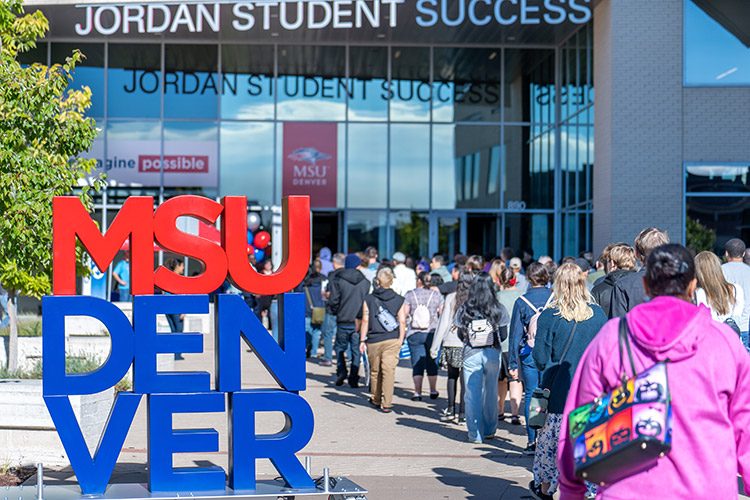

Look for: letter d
[43,296,134,396]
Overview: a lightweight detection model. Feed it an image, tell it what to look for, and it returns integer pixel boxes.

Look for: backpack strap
[425,290,435,308]
[519,295,540,314]
[303,287,314,308]
[618,317,638,383]
[559,321,578,363]
[542,293,555,310]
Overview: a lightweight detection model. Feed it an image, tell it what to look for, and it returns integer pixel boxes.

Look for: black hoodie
[591,269,634,319]
[328,268,370,324]
[364,287,405,343]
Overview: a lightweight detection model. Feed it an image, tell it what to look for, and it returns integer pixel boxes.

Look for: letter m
[53,196,154,295]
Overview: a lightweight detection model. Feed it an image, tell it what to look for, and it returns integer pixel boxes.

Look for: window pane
[562,125,594,209]
[108,44,161,118]
[349,46,387,122]
[18,42,46,65]
[467,214,498,258]
[505,49,555,124]
[106,120,161,187]
[221,45,275,120]
[687,197,750,253]
[686,164,750,193]
[220,122,275,205]
[165,45,218,119]
[685,0,750,86]
[562,212,591,257]
[504,213,554,259]
[433,48,501,123]
[348,124,387,208]
[390,47,430,122]
[163,122,218,192]
[437,215,462,260]
[390,125,429,209]
[277,46,346,121]
[504,126,554,209]
[347,211,386,257]
[390,212,429,260]
[433,125,501,210]
[52,43,104,118]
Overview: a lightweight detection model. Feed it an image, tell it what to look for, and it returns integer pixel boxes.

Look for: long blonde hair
[695,251,735,316]
[552,263,594,322]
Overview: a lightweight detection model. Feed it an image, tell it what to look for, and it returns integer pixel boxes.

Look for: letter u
[222,196,310,295]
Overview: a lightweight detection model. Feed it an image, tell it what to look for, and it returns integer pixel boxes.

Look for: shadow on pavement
[433,467,533,500]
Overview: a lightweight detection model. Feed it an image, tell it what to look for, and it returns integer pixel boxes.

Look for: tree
[0,0,102,371]
[686,217,717,255]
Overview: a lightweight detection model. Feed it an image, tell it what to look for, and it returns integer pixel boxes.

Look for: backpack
[467,318,495,348]
[411,290,436,330]
[519,294,554,348]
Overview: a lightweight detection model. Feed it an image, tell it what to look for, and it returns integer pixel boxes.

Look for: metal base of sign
[1,479,367,500]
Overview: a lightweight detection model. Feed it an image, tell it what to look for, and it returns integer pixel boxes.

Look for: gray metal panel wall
[593,0,684,254]
[683,88,750,162]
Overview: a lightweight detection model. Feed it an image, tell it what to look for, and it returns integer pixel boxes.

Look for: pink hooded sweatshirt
[558,296,750,499]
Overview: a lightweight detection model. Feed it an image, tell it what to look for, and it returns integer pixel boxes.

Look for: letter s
[543,0,567,25]
[568,0,592,24]
[232,3,255,31]
[415,0,439,27]
[223,196,311,295]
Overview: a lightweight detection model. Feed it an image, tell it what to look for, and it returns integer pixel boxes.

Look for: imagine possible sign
[43,195,312,495]
[72,0,592,36]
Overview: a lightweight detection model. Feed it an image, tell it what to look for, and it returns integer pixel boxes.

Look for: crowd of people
[303,230,750,499]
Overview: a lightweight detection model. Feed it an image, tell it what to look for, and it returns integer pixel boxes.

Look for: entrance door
[430,212,466,259]
[467,214,500,258]
[312,212,341,257]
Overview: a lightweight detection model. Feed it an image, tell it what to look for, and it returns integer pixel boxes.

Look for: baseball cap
[509,257,522,269]
[574,257,591,273]
[392,252,406,263]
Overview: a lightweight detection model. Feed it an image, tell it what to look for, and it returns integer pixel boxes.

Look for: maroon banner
[282,122,338,208]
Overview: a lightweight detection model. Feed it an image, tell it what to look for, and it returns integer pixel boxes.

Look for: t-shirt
[113,260,130,290]
[722,262,750,331]
[497,289,523,352]
[404,287,444,335]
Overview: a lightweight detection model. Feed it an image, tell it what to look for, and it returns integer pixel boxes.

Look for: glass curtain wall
[33,23,593,261]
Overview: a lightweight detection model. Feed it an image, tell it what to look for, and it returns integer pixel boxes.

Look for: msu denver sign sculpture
[44,195,312,495]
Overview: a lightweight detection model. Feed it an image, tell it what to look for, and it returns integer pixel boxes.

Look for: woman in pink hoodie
[558,244,750,499]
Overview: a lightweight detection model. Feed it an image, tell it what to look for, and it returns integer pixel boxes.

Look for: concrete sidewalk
[36,330,537,499]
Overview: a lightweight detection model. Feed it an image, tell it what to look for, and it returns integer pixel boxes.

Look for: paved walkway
[42,330,536,499]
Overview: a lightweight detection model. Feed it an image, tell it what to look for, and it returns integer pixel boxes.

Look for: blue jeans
[0,292,8,329]
[306,317,322,357]
[320,313,336,361]
[742,331,750,354]
[119,289,131,302]
[407,331,438,377]
[463,347,501,443]
[521,353,541,444]
[335,322,359,378]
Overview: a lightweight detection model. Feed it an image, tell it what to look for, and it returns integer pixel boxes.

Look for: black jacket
[591,269,634,319]
[328,268,370,324]
[365,287,405,343]
[610,269,647,318]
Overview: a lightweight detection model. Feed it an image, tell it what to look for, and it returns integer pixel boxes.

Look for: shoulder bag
[568,318,672,486]
[304,287,326,326]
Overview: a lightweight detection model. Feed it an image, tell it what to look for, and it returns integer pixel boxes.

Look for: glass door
[430,212,467,259]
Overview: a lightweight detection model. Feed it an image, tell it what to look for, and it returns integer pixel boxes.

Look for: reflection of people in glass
[113,252,131,302]
[164,258,186,360]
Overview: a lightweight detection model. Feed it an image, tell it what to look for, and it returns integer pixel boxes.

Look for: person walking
[591,244,636,318]
[301,260,327,359]
[430,254,452,283]
[529,263,607,499]
[320,254,346,367]
[559,244,750,499]
[359,268,407,413]
[392,251,417,296]
[722,238,750,350]
[509,257,529,293]
[329,254,370,387]
[113,252,131,302]
[455,273,510,443]
[508,262,553,454]
[695,251,744,333]
[431,271,475,423]
[496,265,523,425]
[610,227,669,317]
[164,258,186,360]
[318,247,334,276]
[404,272,444,401]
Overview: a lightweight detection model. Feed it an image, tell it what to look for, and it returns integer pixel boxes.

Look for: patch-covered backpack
[519,294,554,348]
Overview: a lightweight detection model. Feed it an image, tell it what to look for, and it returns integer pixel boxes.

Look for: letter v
[44,393,142,495]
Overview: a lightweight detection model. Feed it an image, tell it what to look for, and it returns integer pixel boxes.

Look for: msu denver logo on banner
[282,123,338,208]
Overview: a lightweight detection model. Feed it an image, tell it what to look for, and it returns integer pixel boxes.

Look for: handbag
[304,287,326,326]
[528,322,577,430]
[568,318,672,486]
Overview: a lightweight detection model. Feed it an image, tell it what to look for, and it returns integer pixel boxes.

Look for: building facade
[23,0,750,260]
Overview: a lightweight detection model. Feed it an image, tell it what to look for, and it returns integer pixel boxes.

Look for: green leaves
[0,0,101,298]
